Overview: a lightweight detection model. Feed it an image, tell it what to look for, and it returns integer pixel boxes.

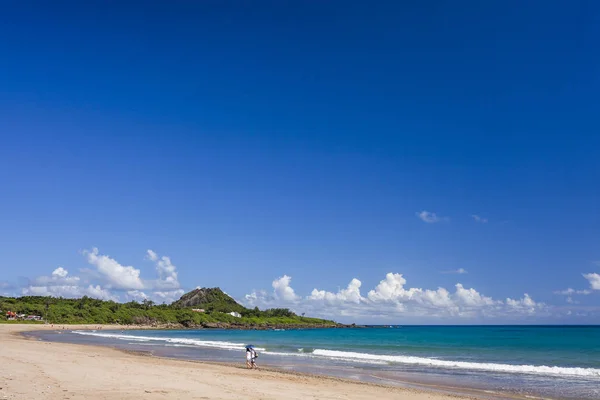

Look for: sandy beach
[0,324,488,400]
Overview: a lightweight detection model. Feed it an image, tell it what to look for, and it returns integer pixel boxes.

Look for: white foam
[71,331,265,351]
[261,350,387,365]
[312,349,600,378]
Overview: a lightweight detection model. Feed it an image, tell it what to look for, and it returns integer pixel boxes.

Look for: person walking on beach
[245,346,252,368]
[245,345,258,369]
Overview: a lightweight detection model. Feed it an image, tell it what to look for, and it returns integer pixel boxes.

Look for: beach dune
[0,324,477,400]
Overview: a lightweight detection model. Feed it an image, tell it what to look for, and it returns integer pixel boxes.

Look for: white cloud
[22,284,117,301]
[126,290,148,302]
[554,288,591,295]
[555,288,575,295]
[365,275,499,315]
[245,276,301,308]
[31,267,81,286]
[125,289,184,304]
[245,289,271,306]
[505,294,543,315]
[471,215,488,223]
[417,211,446,223]
[454,283,496,307]
[442,268,468,274]
[272,275,299,302]
[566,297,579,304]
[309,278,363,304]
[244,272,547,321]
[146,250,158,262]
[367,273,411,302]
[583,273,600,290]
[146,250,180,290]
[84,285,118,301]
[416,287,456,310]
[23,285,81,298]
[19,249,186,304]
[52,267,68,278]
[152,289,185,304]
[84,248,144,290]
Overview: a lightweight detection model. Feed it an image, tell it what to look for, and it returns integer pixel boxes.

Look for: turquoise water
[44,326,600,399]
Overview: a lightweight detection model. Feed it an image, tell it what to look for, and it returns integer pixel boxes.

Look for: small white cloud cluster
[554,288,591,295]
[417,211,447,223]
[23,267,117,301]
[505,294,538,315]
[553,271,600,304]
[146,250,180,290]
[244,272,545,321]
[126,290,148,302]
[471,215,488,223]
[31,267,81,286]
[584,273,600,290]
[84,248,144,290]
[244,275,300,306]
[21,249,184,303]
[441,268,468,274]
[416,211,489,224]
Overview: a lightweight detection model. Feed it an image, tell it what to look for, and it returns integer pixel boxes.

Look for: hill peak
[171,287,246,313]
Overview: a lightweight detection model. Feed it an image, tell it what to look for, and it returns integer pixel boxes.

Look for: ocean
[34,326,600,399]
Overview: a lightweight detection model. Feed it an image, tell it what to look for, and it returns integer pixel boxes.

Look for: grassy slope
[0,296,338,328]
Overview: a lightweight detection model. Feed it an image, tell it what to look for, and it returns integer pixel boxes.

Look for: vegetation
[0,290,339,329]
[172,288,246,313]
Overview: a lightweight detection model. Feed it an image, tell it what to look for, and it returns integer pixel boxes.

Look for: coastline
[0,324,520,400]
[0,321,356,330]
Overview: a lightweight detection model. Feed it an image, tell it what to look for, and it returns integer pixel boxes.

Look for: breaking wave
[311,349,600,378]
[72,331,265,351]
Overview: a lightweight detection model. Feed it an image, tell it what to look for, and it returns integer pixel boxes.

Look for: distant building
[192,309,205,313]
[229,311,241,318]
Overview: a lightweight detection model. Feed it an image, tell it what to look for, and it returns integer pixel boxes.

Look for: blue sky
[1,1,599,323]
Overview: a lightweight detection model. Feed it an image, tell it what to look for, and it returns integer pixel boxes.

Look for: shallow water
[32,326,600,400]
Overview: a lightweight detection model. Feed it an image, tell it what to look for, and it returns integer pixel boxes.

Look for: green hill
[171,287,246,313]
[0,289,341,329]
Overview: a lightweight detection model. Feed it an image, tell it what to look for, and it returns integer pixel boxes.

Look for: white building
[229,312,241,318]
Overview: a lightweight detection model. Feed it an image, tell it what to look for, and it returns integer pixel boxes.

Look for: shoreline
[0,321,357,330]
[1,324,522,400]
